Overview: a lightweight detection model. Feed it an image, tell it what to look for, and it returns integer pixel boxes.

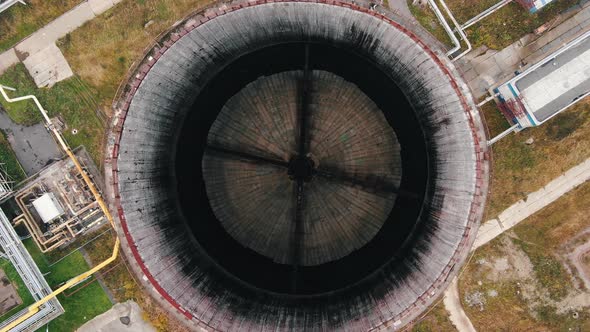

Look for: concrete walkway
[444,277,476,332]
[474,157,590,249]
[457,1,590,98]
[0,0,121,87]
[444,157,590,332]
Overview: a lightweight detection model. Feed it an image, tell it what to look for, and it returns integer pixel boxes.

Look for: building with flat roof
[495,29,590,128]
[32,193,64,224]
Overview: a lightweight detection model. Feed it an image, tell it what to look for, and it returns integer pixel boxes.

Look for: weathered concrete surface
[0,109,62,175]
[22,43,74,88]
[108,1,489,330]
[78,301,156,332]
[0,49,19,75]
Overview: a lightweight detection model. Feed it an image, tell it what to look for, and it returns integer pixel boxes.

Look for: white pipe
[487,124,519,146]
[0,85,69,153]
[461,0,512,30]
[437,0,472,61]
[477,93,500,107]
[427,0,461,56]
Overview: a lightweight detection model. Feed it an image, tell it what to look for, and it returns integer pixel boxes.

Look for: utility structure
[494,29,590,130]
[0,85,119,332]
[108,0,489,330]
[0,164,13,202]
[0,208,64,332]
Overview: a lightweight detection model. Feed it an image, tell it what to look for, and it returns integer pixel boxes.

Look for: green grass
[0,0,81,52]
[58,0,212,120]
[408,0,579,50]
[0,131,26,183]
[407,0,455,48]
[0,258,35,322]
[482,100,590,219]
[511,237,569,300]
[445,0,579,50]
[22,238,112,331]
[459,182,590,331]
[411,301,456,332]
[0,64,105,166]
[47,281,112,331]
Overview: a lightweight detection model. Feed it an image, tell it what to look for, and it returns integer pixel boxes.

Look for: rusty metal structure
[12,149,105,253]
[107,0,490,330]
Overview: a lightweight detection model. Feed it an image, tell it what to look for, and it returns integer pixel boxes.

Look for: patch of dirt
[486,235,534,282]
[0,269,22,315]
[555,292,590,314]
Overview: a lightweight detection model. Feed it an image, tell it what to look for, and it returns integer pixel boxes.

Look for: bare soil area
[0,268,22,315]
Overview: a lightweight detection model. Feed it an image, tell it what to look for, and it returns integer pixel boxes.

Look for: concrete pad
[473,219,501,249]
[16,2,95,55]
[88,0,115,16]
[462,68,478,82]
[472,57,499,75]
[574,7,590,24]
[0,48,19,75]
[0,111,62,175]
[78,301,155,332]
[22,43,74,88]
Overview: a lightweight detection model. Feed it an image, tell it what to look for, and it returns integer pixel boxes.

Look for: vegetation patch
[58,0,219,120]
[407,0,455,48]
[411,301,456,332]
[0,64,104,166]
[22,238,111,331]
[0,0,81,52]
[441,0,578,50]
[459,182,590,331]
[0,258,35,322]
[0,131,26,183]
[80,229,189,331]
[544,110,586,141]
[511,237,569,300]
[482,99,590,219]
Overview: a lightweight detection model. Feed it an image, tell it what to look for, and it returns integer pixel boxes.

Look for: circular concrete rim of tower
[108,0,490,330]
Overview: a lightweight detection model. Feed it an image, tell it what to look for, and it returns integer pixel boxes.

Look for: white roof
[32,193,63,223]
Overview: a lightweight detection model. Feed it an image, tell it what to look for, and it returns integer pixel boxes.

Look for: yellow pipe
[0,85,120,332]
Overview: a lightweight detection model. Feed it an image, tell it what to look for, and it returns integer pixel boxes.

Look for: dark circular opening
[288,156,315,182]
[175,42,429,296]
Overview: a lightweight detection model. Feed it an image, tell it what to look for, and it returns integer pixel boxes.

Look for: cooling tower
[107,0,490,330]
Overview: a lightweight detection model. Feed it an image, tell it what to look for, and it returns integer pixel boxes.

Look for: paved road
[0,109,62,176]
